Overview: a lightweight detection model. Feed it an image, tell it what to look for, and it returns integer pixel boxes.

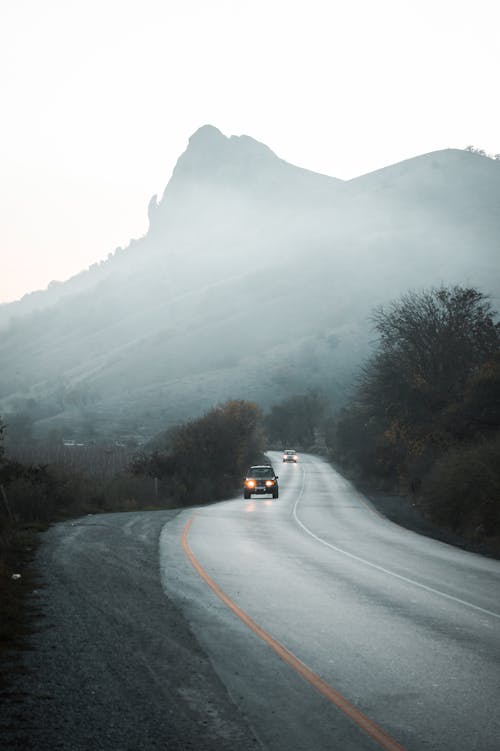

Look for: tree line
[326,286,500,542]
[464,145,500,160]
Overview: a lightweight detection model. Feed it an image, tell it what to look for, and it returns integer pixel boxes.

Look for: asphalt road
[161,452,500,751]
[2,453,499,750]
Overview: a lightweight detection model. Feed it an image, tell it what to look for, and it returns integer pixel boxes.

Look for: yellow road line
[182,516,407,751]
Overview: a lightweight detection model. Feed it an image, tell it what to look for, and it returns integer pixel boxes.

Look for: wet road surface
[161,452,500,751]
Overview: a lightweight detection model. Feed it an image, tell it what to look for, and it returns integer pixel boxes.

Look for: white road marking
[292,464,500,621]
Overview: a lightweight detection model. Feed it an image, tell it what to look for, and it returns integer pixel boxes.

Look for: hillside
[1,126,499,440]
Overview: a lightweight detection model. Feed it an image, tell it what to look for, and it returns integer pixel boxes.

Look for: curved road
[161,452,500,751]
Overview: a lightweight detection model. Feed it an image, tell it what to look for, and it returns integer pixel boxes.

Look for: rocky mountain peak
[168,124,278,184]
[187,124,226,146]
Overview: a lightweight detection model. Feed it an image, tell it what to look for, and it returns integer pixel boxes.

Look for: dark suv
[243,465,279,499]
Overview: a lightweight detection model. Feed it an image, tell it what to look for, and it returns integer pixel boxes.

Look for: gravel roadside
[0,510,261,751]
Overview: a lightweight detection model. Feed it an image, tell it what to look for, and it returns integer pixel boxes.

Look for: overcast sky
[1,0,499,303]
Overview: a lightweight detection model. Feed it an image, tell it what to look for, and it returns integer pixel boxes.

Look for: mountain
[1,126,499,440]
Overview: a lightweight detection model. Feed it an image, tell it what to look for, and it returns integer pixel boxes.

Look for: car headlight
[265,480,274,487]
[246,480,255,488]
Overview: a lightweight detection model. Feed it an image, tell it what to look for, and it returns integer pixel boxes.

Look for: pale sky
[1,0,499,303]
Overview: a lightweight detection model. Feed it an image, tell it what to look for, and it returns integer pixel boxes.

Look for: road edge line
[292,465,500,621]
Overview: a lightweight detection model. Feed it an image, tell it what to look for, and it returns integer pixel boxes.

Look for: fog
[0,125,499,440]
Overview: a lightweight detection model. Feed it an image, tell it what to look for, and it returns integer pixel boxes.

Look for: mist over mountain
[1,126,499,440]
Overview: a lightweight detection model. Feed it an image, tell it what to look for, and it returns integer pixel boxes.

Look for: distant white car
[282,450,298,463]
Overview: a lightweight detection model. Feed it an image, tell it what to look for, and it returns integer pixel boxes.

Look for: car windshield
[248,467,274,477]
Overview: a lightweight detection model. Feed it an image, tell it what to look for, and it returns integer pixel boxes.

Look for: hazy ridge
[1,126,499,439]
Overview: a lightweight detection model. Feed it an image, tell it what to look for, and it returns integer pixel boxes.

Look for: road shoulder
[0,510,260,751]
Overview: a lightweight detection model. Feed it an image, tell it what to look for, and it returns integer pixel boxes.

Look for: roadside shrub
[132,400,265,504]
[421,434,500,539]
